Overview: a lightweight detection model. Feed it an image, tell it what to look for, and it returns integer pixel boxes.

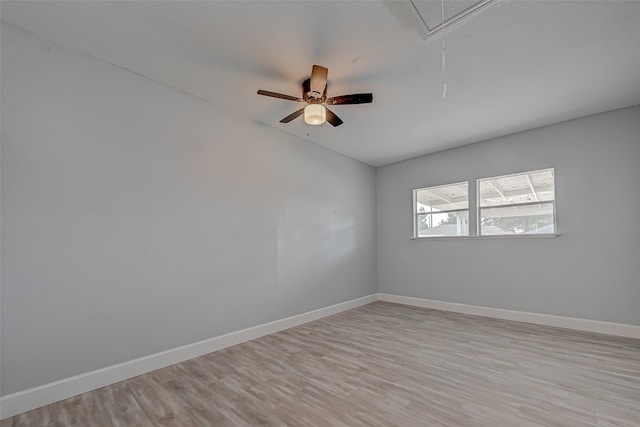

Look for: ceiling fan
[257,65,373,127]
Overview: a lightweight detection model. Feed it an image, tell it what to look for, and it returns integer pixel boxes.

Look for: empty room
[1,1,639,425]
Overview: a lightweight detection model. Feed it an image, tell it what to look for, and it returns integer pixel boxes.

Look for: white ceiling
[2,1,640,166]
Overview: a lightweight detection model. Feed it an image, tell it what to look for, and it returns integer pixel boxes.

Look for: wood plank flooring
[3,301,640,426]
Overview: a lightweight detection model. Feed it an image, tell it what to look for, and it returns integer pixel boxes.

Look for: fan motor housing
[302,78,326,104]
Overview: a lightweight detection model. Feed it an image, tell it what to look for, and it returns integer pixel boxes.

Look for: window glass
[414,182,469,237]
[478,169,555,235]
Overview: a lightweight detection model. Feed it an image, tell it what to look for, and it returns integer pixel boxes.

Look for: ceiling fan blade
[257,90,303,102]
[325,107,343,127]
[279,108,305,123]
[310,65,328,94]
[326,93,373,105]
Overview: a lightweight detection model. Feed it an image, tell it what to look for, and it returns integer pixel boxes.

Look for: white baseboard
[378,293,640,339]
[4,292,638,419]
[0,294,377,420]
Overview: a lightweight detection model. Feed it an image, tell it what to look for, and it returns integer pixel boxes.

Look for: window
[478,168,555,236]
[414,182,469,237]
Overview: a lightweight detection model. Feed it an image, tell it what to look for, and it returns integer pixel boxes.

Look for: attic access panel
[410,0,498,39]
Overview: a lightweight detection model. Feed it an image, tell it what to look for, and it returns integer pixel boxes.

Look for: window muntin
[414,182,469,237]
[478,169,555,235]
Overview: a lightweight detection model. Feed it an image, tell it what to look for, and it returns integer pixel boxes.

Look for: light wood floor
[3,301,640,426]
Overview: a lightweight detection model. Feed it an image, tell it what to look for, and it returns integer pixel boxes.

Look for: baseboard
[378,293,640,339]
[0,294,377,420]
[5,292,637,419]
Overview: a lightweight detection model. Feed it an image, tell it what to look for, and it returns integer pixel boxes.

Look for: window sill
[410,233,560,241]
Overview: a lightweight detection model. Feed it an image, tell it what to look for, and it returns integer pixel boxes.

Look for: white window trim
[413,181,469,238]
[411,233,560,241]
[476,168,557,237]
[411,168,560,240]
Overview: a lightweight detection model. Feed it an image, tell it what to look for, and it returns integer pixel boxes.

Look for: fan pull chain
[441,0,447,99]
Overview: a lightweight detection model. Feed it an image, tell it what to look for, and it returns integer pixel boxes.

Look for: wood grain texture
[3,301,640,426]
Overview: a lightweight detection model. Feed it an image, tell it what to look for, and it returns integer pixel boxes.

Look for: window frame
[411,168,559,240]
[476,168,557,237]
[413,181,470,239]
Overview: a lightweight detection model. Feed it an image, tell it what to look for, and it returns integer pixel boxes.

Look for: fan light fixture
[304,104,326,125]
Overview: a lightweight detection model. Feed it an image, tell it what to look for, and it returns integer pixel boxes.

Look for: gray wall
[377,106,640,326]
[0,24,377,396]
